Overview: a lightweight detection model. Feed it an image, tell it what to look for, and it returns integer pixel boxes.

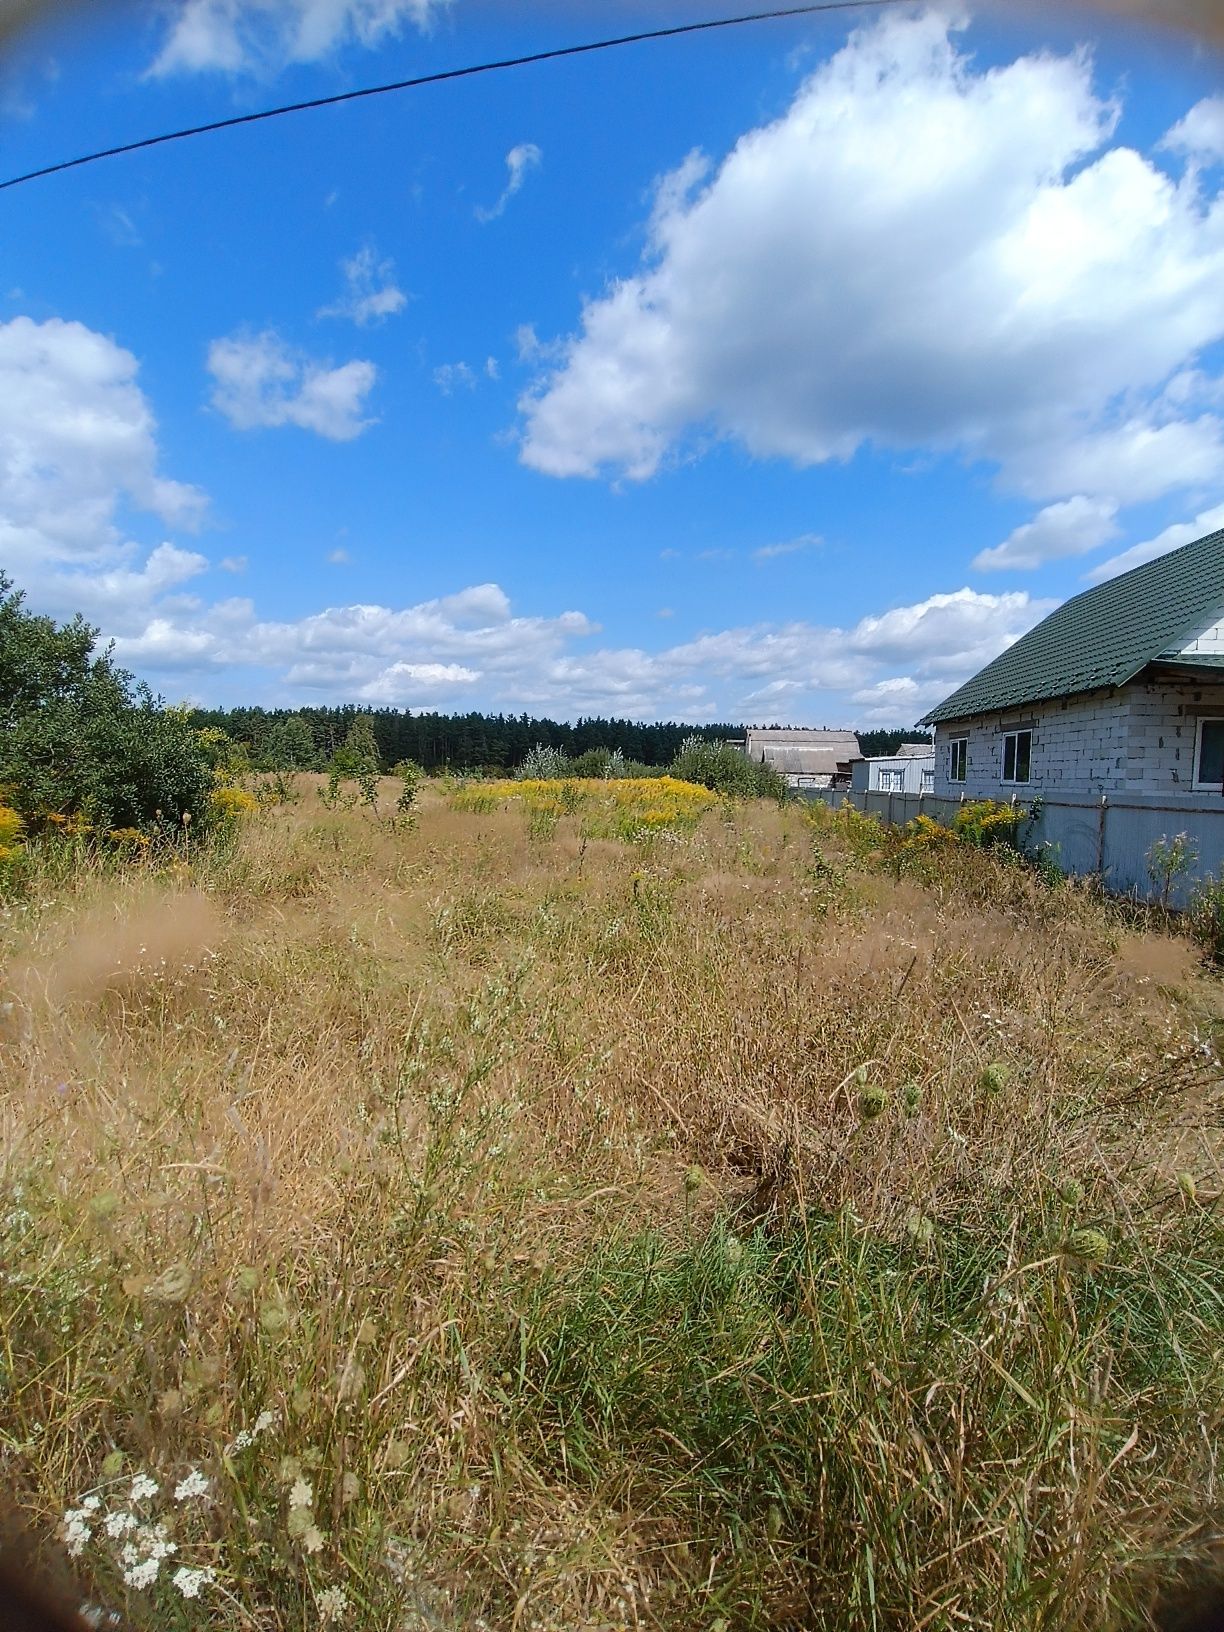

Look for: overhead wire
[0,0,907,193]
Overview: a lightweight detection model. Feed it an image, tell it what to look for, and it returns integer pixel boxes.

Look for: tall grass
[1,786,1221,1629]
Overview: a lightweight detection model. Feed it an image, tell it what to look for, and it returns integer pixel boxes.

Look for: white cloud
[475,143,542,223]
[148,0,446,77]
[318,246,407,327]
[753,532,821,562]
[973,495,1120,571]
[433,361,476,395]
[358,661,480,703]
[519,11,1224,511]
[208,331,378,440]
[1085,501,1224,582]
[219,554,247,573]
[0,314,205,587]
[327,547,351,564]
[1163,96,1224,163]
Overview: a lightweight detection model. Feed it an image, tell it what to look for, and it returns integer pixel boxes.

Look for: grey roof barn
[744,728,860,782]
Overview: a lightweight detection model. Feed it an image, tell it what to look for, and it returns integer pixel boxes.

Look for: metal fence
[799,786,1224,906]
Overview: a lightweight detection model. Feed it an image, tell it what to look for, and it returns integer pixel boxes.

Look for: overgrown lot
[2,785,1222,1630]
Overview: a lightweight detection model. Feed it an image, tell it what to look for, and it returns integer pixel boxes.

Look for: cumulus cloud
[148,0,446,77]
[518,10,1224,512]
[0,314,205,589]
[1163,96,1224,163]
[318,246,407,327]
[475,143,542,223]
[1085,500,1224,582]
[973,496,1121,571]
[208,330,378,440]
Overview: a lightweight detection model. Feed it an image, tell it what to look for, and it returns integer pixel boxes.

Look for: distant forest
[189,706,915,772]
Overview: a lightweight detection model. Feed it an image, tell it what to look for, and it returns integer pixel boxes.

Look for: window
[877,768,903,791]
[1002,729,1032,785]
[949,737,968,783]
[1195,718,1224,789]
[920,768,934,793]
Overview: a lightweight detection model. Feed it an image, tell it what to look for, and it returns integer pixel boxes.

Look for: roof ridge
[920,526,1224,726]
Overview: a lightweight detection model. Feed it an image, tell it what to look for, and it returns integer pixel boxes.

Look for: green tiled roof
[920,528,1224,726]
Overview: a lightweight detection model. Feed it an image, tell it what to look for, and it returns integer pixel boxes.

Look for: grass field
[2,779,1222,1630]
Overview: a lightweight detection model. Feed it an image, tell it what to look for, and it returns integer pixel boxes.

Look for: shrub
[1189,873,1224,964]
[0,574,214,836]
[670,735,787,800]
[517,743,574,780]
[1147,831,1197,912]
[952,798,1026,848]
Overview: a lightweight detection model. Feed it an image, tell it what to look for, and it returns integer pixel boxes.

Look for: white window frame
[948,737,968,784]
[877,767,903,792]
[1193,716,1224,790]
[1001,728,1032,786]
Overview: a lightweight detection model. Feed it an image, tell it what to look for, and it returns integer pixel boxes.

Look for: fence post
[1096,791,1108,879]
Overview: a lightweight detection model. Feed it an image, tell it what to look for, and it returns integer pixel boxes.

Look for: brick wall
[932,678,1224,797]
[1177,615,1224,657]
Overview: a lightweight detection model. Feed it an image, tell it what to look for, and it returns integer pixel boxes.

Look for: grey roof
[895,741,935,757]
[745,728,860,775]
[921,527,1224,726]
[745,729,860,746]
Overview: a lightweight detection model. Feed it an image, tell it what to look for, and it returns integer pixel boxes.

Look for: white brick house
[920,529,1224,802]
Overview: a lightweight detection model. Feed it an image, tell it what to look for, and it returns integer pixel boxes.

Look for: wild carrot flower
[63,1506,95,1558]
[174,1470,210,1503]
[172,1566,215,1599]
[129,1473,159,1502]
[103,1512,137,1539]
[317,1584,349,1622]
[858,1084,887,1120]
[289,1477,313,1510]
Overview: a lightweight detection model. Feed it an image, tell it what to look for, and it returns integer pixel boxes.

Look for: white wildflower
[173,1470,210,1503]
[104,1511,137,1539]
[172,1565,215,1599]
[129,1473,159,1502]
[226,1408,278,1456]
[122,1557,161,1590]
[289,1477,313,1510]
[80,1495,102,1513]
[63,1508,93,1558]
[135,1522,176,1561]
[317,1584,349,1622]
[302,1524,325,1554]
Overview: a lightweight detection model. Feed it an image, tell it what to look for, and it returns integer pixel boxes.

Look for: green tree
[0,573,213,832]
[261,714,318,771]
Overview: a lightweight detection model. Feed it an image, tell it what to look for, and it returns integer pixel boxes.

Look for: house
[743,728,861,788]
[850,742,935,795]
[920,528,1224,803]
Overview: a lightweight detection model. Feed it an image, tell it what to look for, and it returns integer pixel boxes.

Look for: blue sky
[1,0,1222,724]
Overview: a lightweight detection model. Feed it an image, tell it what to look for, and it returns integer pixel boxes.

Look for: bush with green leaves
[670,734,787,800]
[0,573,214,835]
[516,742,573,780]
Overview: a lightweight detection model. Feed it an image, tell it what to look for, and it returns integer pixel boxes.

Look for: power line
[0,0,904,194]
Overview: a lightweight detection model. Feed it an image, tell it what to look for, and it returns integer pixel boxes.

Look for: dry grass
[1,784,1222,1630]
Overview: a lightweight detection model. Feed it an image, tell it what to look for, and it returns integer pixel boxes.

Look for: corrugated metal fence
[800,786,1224,906]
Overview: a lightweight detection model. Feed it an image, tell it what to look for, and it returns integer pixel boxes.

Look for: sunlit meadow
[1,779,1223,1630]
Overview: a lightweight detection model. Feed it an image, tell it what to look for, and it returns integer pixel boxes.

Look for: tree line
[186,706,914,772]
